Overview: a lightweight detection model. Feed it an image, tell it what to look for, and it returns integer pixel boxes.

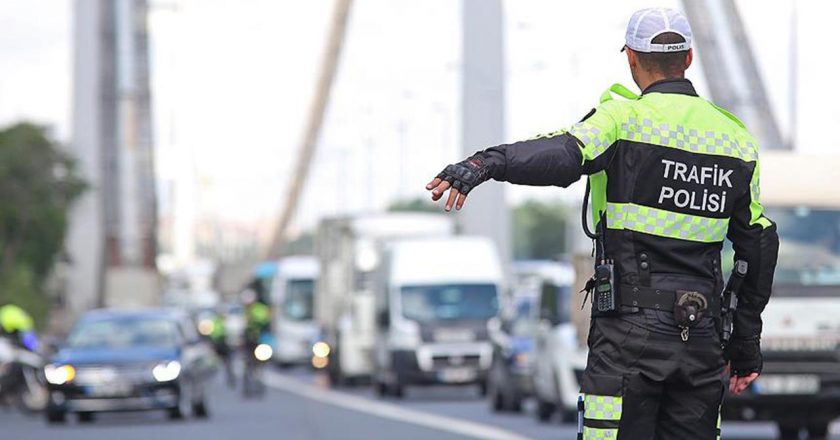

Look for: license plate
[438,368,476,383]
[753,375,820,395]
[87,383,132,397]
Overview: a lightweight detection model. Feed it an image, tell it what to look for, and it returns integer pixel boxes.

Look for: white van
[373,237,503,397]
[270,256,320,367]
[315,214,455,385]
[513,260,586,423]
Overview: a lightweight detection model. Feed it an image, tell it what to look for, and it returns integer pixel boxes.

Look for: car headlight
[152,361,181,382]
[45,364,76,385]
[254,343,273,361]
[312,341,331,359]
[197,319,214,336]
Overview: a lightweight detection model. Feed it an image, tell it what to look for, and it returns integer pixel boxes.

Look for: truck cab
[372,237,502,398]
[270,256,320,368]
[721,153,840,438]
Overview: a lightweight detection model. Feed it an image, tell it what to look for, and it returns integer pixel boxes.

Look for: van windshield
[401,284,498,322]
[283,279,315,321]
[767,207,840,287]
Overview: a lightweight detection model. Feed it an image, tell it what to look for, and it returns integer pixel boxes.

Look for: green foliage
[512,199,570,260]
[0,123,86,327]
[0,265,48,328]
[387,197,438,213]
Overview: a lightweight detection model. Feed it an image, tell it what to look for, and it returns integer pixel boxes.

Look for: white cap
[624,7,692,53]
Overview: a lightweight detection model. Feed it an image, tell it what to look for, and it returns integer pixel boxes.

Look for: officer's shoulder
[705,100,749,130]
[594,84,638,117]
[705,100,761,154]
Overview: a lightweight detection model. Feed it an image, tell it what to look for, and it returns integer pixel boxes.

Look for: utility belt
[583,271,721,341]
[619,285,720,319]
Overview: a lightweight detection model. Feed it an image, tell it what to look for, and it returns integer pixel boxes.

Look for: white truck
[372,236,503,397]
[315,213,454,385]
[512,260,586,423]
[269,256,320,367]
[721,153,840,438]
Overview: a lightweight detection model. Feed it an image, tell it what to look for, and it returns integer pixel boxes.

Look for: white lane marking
[263,372,535,440]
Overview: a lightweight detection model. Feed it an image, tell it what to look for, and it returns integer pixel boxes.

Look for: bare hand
[729,372,759,395]
[425,177,468,212]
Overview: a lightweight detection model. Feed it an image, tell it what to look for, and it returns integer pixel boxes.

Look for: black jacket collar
[642,78,698,97]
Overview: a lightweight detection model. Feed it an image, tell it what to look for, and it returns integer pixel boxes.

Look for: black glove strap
[435,156,492,195]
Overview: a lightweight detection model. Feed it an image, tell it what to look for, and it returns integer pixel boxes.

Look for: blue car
[44,309,216,423]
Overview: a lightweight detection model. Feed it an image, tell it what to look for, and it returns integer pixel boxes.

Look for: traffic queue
[2,181,839,438]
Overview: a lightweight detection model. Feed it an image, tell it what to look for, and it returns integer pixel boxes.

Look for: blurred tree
[0,123,86,327]
[512,199,570,260]
[387,197,438,213]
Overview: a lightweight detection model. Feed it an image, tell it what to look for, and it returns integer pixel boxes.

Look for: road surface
[0,367,833,439]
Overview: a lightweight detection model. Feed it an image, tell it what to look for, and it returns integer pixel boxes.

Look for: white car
[514,260,586,423]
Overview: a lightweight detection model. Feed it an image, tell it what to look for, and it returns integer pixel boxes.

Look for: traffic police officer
[425,8,779,439]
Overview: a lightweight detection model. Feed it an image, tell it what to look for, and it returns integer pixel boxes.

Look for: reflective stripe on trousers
[579,394,622,439]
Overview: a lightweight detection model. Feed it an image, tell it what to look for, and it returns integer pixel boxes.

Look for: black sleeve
[469,133,586,188]
[726,167,780,339]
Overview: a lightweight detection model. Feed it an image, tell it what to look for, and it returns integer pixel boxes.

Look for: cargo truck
[721,153,840,438]
[314,213,454,385]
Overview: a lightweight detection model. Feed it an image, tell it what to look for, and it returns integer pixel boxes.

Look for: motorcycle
[0,335,48,414]
[242,333,274,398]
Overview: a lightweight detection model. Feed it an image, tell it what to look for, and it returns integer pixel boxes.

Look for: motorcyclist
[0,304,37,351]
[209,306,234,388]
[241,289,271,394]
[242,290,271,348]
[0,303,46,412]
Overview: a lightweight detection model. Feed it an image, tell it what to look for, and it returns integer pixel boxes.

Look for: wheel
[77,411,95,423]
[390,382,404,399]
[373,380,388,398]
[507,393,523,413]
[488,379,504,412]
[478,380,488,397]
[778,424,800,440]
[45,409,66,424]
[168,406,184,420]
[17,367,48,414]
[192,399,209,419]
[169,387,191,420]
[807,423,829,440]
[535,397,555,423]
[327,344,345,387]
[328,364,345,387]
[242,362,260,398]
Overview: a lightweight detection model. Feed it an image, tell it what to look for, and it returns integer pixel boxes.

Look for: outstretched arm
[425,106,622,211]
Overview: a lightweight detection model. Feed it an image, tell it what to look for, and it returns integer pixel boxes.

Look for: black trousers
[579,309,726,440]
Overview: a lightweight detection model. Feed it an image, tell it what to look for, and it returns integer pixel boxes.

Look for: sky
[1,0,838,253]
